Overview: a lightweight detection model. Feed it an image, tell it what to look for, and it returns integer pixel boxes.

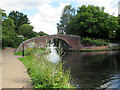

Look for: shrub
[82,37,108,46]
[81,37,93,45]
[93,39,108,46]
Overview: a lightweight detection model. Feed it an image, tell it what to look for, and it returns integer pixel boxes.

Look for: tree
[57,5,75,34]
[38,31,48,36]
[8,11,30,33]
[66,5,119,39]
[116,14,120,40]
[2,19,15,31]
[19,24,36,39]
[2,17,19,48]
[0,9,5,47]
[1,9,7,44]
[1,10,38,48]
[1,9,7,21]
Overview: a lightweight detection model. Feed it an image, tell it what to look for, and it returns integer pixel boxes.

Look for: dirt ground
[2,47,33,88]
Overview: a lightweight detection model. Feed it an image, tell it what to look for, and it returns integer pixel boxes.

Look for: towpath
[2,47,33,88]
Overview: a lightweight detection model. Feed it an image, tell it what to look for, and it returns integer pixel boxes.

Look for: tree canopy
[116,14,120,40]
[8,11,30,33]
[19,24,34,38]
[38,31,48,36]
[57,5,119,40]
[2,14,18,48]
[57,5,75,34]
[1,9,48,49]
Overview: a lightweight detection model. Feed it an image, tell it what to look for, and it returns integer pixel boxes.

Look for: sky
[0,0,119,35]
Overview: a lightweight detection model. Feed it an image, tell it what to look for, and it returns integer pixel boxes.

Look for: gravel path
[2,47,33,88]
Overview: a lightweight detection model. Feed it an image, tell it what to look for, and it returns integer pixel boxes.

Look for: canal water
[64,50,120,88]
[47,41,120,88]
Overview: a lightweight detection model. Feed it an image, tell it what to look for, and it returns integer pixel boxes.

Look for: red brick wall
[16,34,81,52]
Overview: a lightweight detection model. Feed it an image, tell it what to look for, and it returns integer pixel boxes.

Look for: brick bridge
[16,34,81,52]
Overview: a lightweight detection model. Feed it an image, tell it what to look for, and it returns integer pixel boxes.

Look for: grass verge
[14,48,47,56]
[80,47,120,52]
[16,48,74,88]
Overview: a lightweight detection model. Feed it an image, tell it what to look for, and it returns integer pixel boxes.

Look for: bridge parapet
[15,34,81,52]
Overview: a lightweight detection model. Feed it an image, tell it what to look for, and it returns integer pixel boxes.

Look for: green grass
[14,51,22,55]
[14,48,47,56]
[17,48,74,88]
[80,47,120,52]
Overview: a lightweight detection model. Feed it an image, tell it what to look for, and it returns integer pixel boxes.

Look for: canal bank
[64,46,120,52]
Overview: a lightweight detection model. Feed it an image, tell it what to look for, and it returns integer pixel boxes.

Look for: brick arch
[15,34,81,52]
[47,38,71,47]
[46,35,77,48]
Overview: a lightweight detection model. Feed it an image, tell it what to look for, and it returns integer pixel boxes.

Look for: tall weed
[18,48,74,88]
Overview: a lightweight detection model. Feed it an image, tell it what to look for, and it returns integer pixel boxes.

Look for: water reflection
[64,50,120,88]
[47,39,60,63]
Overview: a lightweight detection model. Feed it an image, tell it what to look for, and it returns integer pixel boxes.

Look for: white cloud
[118,1,120,14]
[1,0,69,35]
[0,0,52,12]
[76,0,118,16]
[29,3,69,35]
[1,0,118,35]
[28,0,119,35]
[0,1,30,12]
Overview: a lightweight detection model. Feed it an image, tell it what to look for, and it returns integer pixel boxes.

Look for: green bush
[81,37,108,46]
[93,39,108,46]
[2,35,14,48]
[81,37,93,45]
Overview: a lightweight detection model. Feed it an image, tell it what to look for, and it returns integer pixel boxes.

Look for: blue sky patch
[22,8,38,17]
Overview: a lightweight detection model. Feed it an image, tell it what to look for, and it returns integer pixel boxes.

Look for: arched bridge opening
[15,34,81,52]
[48,38,72,50]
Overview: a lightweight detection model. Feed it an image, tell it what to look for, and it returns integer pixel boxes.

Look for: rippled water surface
[64,50,120,88]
